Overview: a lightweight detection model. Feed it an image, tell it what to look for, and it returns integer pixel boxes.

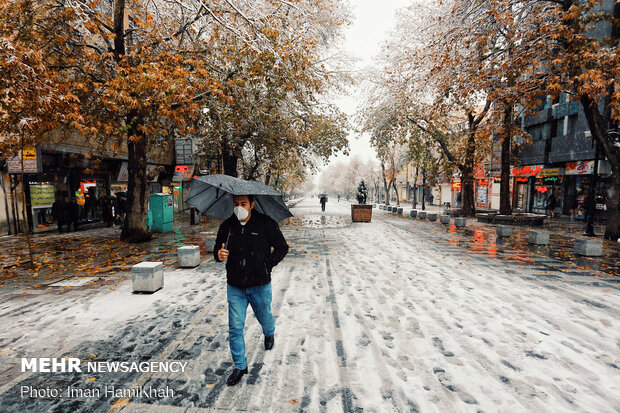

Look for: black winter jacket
[213,210,289,288]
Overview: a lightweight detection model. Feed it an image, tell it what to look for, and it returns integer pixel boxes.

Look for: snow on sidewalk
[0,198,617,412]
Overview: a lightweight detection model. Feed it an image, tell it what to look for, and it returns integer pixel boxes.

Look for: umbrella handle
[225,227,231,249]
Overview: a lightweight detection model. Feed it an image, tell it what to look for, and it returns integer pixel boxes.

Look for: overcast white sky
[313,0,410,183]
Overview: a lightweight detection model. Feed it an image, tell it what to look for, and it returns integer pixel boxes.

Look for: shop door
[515,183,527,212]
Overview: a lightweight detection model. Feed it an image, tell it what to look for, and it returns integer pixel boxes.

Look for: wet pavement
[370,204,619,280]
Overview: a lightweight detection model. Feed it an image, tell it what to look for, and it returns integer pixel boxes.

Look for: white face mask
[234,206,250,221]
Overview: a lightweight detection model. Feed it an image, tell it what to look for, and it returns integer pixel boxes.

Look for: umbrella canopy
[186,175,293,222]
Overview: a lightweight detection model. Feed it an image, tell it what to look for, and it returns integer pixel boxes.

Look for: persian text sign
[30,184,55,207]
[8,149,40,173]
[511,165,542,177]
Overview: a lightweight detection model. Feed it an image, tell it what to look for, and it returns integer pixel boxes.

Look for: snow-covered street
[0,198,619,412]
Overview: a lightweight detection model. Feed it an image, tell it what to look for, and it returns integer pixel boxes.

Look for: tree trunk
[121,112,151,243]
[264,169,271,186]
[222,149,238,177]
[1,176,11,235]
[114,0,150,243]
[500,104,513,215]
[392,179,400,206]
[579,94,619,240]
[20,146,34,267]
[10,175,19,234]
[461,131,477,216]
[380,162,390,205]
[412,167,418,208]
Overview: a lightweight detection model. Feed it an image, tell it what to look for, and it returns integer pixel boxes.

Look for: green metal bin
[149,193,173,233]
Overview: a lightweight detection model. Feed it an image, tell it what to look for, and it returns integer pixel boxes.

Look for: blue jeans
[227,283,275,370]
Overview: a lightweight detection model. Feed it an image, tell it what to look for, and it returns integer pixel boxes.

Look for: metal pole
[422,169,426,211]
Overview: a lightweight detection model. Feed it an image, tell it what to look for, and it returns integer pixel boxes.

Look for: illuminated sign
[23,147,37,160]
[539,168,561,177]
[543,176,563,182]
[565,161,594,175]
[477,179,489,186]
[172,165,194,182]
[452,183,461,190]
[512,165,542,177]
[535,186,548,193]
[516,178,529,182]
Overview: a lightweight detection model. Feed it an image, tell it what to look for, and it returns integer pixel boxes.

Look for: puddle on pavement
[283,215,348,229]
[440,225,619,277]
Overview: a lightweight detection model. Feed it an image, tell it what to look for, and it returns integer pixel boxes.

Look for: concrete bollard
[439,215,450,224]
[418,211,427,219]
[132,262,164,293]
[202,232,216,253]
[372,204,377,208]
[529,230,550,245]
[410,210,418,218]
[392,207,398,214]
[178,245,200,268]
[454,217,466,228]
[574,239,603,256]
[427,213,438,222]
[397,207,404,214]
[496,225,513,237]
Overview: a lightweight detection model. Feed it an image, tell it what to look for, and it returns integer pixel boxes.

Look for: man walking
[320,195,327,212]
[214,194,289,386]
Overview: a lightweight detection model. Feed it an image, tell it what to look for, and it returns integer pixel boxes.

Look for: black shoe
[264,335,274,350]
[226,368,247,386]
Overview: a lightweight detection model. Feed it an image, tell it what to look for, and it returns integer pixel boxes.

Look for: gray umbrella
[185,175,293,222]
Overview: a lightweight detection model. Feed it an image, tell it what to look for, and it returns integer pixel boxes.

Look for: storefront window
[532,177,564,213]
[30,183,56,228]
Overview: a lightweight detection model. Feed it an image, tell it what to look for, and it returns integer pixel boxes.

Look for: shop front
[475,178,491,209]
[451,181,462,208]
[171,165,194,213]
[511,165,542,213]
[531,168,564,215]
[563,160,610,220]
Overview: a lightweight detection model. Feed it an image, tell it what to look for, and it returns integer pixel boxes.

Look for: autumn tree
[441,0,543,215]
[195,1,351,180]
[0,0,82,263]
[524,0,619,238]
[361,1,494,215]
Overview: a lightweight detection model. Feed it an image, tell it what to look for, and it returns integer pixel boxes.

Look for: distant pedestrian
[429,193,434,205]
[568,195,578,221]
[583,192,596,236]
[68,197,79,231]
[545,192,556,217]
[51,196,67,233]
[213,194,289,386]
[456,191,462,208]
[320,195,327,212]
[101,196,113,227]
[337,194,340,202]
[75,191,86,220]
